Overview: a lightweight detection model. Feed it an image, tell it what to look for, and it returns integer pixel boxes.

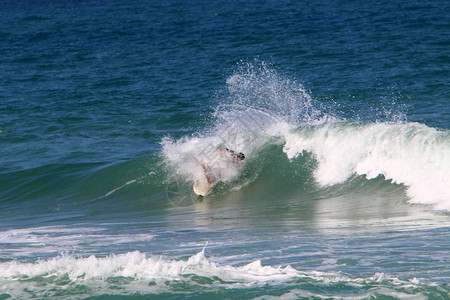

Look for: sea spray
[221,61,328,125]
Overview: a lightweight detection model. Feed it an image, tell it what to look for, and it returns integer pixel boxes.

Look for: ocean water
[0,0,449,299]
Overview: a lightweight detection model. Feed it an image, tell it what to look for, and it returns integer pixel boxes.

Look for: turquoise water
[1,1,449,299]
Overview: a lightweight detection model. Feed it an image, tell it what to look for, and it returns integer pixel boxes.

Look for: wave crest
[284,122,450,210]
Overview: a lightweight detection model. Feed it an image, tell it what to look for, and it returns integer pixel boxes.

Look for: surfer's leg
[201,164,212,184]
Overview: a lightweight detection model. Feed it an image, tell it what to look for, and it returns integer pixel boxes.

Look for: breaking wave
[162,62,450,211]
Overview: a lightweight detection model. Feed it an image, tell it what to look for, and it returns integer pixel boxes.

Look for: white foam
[0,250,433,298]
[283,122,450,210]
[0,250,300,298]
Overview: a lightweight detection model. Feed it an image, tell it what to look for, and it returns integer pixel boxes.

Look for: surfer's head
[234,152,245,161]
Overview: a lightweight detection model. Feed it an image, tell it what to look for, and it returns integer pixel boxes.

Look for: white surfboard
[193,180,213,196]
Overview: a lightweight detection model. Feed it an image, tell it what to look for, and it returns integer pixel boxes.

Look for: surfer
[219,147,246,161]
[199,147,245,187]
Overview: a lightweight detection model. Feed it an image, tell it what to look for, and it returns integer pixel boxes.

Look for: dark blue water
[1,1,449,299]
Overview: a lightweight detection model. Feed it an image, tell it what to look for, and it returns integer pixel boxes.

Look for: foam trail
[283,122,450,210]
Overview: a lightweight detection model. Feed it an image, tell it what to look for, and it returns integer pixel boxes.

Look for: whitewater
[1,247,443,299]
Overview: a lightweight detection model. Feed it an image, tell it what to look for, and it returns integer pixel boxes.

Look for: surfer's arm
[219,147,235,154]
